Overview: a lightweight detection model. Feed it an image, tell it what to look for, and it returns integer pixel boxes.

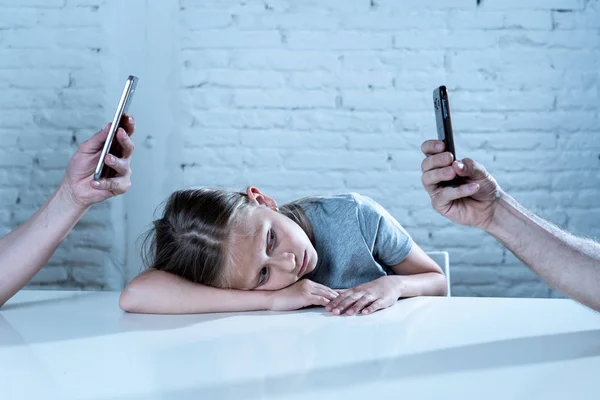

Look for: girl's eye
[268,229,276,252]
[259,267,269,286]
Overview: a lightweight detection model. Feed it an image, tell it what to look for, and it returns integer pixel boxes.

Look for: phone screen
[93,75,138,181]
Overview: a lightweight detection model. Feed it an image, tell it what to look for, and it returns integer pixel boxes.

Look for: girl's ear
[246,186,278,209]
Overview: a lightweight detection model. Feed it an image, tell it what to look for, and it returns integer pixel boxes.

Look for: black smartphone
[93,75,138,181]
[433,85,464,187]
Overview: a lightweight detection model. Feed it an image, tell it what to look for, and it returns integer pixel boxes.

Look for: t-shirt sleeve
[355,194,413,266]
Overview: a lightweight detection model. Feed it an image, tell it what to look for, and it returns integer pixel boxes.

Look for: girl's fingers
[346,295,375,316]
[310,295,331,308]
[362,299,385,315]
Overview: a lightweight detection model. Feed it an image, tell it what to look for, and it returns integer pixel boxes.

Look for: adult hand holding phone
[62,115,136,209]
[420,140,500,230]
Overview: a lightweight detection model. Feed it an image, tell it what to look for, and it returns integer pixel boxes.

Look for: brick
[182,11,232,29]
[343,90,430,112]
[183,129,241,148]
[451,266,502,284]
[288,71,393,90]
[0,188,19,204]
[503,11,553,30]
[504,282,552,298]
[341,11,448,30]
[182,167,245,188]
[556,89,599,110]
[283,150,388,171]
[553,9,600,29]
[343,170,422,190]
[0,151,32,167]
[291,111,395,133]
[231,49,339,71]
[202,69,286,89]
[182,88,234,109]
[0,0,64,7]
[479,0,584,10]
[451,90,557,112]
[189,110,290,129]
[234,89,336,109]
[556,131,600,151]
[287,31,391,50]
[394,30,499,50]
[179,0,264,12]
[182,30,282,49]
[181,147,245,168]
[29,266,69,284]
[239,130,347,149]
[182,50,231,69]
[376,0,472,11]
[237,12,339,30]
[71,264,105,286]
[498,172,553,191]
[429,227,499,248]
[552,170,600,189]
[459,133,557,151]
[0,49,98,69]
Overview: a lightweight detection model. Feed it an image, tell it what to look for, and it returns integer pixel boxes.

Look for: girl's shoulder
[293,192,382,216]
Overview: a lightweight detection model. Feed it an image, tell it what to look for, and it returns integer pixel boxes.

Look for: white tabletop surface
[1,290,599,400]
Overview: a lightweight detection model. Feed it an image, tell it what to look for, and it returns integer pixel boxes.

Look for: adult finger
[421,140,445,156]
[91,176,132,195]
[115,127,135,159]
[431,183,481,209]
[119,114,136,136]
[104,154,130,177]
[421,165,457,189]
[79,123,110,154]
[453,158,490,180]
[421,152,454,173]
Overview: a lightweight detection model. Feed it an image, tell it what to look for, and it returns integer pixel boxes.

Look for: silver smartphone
[93,75,138,181]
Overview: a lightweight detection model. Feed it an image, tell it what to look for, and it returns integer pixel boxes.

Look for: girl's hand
[326,276,400,316]
[268,279,338,311]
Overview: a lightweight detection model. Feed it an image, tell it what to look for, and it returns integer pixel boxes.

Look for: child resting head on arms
[120,186,447,315]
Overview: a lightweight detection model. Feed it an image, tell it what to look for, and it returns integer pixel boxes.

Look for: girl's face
[224,187,318,291]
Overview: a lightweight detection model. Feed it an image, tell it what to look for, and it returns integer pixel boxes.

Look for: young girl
[119,187,447,315]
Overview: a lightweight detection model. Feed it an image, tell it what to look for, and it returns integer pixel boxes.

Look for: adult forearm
[485,192,600,311]
[0,184,88,307]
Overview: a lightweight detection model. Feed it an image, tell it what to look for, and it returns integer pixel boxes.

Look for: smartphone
[433,85,464,187]
[93,75,138,181]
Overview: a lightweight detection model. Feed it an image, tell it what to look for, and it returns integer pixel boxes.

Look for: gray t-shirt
[300,193,413,289]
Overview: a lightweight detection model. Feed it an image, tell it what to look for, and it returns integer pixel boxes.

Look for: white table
[1,290,599,400]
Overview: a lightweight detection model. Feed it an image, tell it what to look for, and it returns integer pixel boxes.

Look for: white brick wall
[177,0,600,298]
[0,0,110,289]
[1,0,599,298]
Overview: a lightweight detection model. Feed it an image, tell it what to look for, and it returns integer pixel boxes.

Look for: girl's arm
[326,244,447,316]
[389,243,448,297]
[119,269,338,314]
